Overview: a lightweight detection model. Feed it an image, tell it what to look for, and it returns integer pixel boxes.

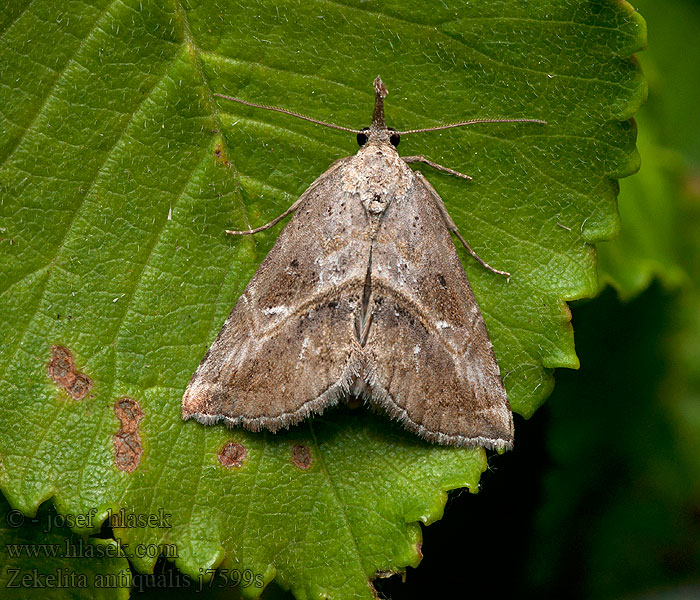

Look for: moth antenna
[397,118,547,136]
[213,93,363,134]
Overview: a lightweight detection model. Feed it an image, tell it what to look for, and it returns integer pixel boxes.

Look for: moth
[182,77,544,449]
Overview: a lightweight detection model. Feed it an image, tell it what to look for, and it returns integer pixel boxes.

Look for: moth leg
[225,195,306,235]
[413,171,511,279]
[402,155,473,180]
[226,156,352,236]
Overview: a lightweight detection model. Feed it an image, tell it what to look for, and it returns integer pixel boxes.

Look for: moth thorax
[367,193,388,215]
[342,148,412,218]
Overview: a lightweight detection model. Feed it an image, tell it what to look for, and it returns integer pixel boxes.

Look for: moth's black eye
[389,127,401,148]
[356,127,370,147]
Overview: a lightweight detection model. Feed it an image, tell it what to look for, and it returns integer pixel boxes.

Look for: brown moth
[182,77,545,450]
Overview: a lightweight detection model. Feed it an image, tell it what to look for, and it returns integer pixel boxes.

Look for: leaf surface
[0,1,645,597]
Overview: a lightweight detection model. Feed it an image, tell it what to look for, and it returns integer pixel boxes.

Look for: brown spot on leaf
[218,441,246,468]
[113,397,144,473]
[213,143,229,166]
[291,444,313,470]
[47,345,93,400]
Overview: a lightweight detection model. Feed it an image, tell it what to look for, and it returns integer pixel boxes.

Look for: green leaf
[596,0,700,300]
[0,1,645,598]
[625,0,700,164]
[595,34,688,300]
[596,116,687,299]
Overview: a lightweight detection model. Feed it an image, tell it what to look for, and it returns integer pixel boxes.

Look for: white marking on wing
[297,336,310,363]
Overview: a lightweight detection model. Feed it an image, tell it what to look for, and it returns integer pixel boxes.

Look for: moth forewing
[181,157,365,431]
